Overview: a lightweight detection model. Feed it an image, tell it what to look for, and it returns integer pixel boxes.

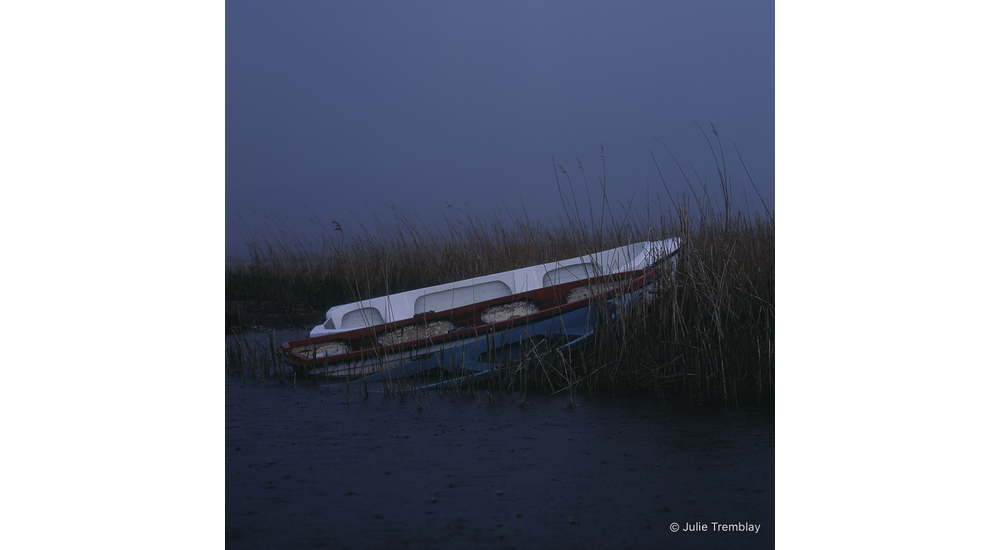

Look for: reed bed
[225,330,290,381]
[226,207,645,316]
[226,135,774,405]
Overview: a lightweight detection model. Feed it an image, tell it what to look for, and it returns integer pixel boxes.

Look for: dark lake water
[226,331,774,549]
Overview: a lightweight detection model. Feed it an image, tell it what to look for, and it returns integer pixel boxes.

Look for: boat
[280,238,680,388]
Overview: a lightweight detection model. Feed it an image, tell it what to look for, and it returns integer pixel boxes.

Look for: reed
[226,132,774,404]
[225,330,291,382]
[226,208,642,318]
[579,206,774,405]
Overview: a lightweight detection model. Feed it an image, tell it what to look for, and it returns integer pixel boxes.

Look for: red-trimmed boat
[280,238,680,386]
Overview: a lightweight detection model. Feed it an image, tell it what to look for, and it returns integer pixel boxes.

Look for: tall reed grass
[226,130,774,405]
[226,206,649,315]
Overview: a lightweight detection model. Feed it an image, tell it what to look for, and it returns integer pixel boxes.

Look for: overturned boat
[280,238,680,387]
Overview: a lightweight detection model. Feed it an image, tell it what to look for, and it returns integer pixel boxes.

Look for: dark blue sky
[226,0,774,257]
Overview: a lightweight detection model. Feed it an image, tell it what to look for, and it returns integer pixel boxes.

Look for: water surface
[226,374,773,549]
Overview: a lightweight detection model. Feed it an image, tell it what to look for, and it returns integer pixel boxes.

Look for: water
[226,372,774,549]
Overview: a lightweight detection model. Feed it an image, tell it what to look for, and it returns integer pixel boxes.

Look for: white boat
[281,238,680,385]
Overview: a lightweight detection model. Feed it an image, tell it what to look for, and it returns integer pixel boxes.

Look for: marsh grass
[226,131,774,404]
[226,207,644,315]
[581,208,774,405]
[225,331,283,380]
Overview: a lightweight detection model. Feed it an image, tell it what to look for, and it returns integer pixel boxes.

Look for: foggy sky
[226,1,774,258]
